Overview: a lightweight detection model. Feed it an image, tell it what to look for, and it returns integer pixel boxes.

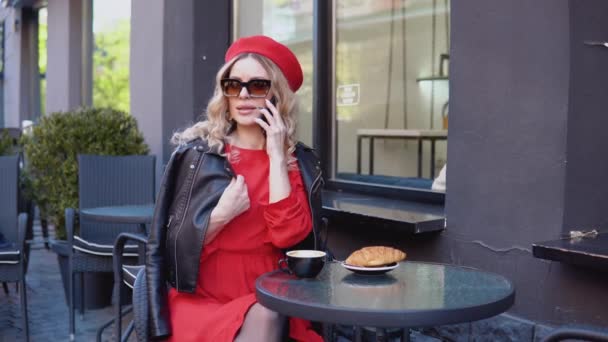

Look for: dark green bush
[0,129,18,156]
[21,107,149,239]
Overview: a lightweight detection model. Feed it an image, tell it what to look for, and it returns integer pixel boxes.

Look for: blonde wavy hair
[172,53,299,165]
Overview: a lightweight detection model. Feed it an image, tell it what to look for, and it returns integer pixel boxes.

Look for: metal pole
[313,0,334,179]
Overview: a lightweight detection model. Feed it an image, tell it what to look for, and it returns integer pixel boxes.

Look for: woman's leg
[235,303,286,342]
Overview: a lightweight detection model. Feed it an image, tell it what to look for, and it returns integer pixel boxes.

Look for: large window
[234,0,314,146]
[234,0,450,195]
[334,0,450,192]
[92,0,131,112]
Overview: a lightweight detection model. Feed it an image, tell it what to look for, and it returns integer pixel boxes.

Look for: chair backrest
[78,154,156,242]
[542,326,608,342]
[0,156,19,243]
[78,154,156,209]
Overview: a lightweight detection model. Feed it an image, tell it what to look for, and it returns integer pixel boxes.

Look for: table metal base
[355,326,411,342]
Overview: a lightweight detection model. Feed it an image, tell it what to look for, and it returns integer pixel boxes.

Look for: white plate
[341,262,399,275]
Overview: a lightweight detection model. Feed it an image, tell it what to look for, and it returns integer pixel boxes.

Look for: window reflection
[335,0,450,191]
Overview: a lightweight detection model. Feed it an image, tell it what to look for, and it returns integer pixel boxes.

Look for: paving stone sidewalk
[0,222,133,342]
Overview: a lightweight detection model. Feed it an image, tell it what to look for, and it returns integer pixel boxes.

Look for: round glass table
[256,261,515,341]
[79,204,154,262]
[79,204,155,225]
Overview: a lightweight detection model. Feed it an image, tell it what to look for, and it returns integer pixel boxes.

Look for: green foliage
[39,18,47,75]
[0,129,19,156]
[21,107,149,239]
[93,20,130,113]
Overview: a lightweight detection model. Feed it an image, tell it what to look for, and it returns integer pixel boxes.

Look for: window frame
[312,0,445,205]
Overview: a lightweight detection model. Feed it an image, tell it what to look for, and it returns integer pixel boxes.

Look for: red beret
[225,35,303,92]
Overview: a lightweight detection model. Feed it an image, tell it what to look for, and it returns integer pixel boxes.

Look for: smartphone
[260,96,277,124]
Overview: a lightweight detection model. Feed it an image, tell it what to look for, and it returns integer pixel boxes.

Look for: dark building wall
[162,0,195,160]
[134,0,608,329]
[562,1,608,230]
[446,0,608,326]
[131,0,231,189]
[192,1,232,122]
[161,0,231,162]
[328,0,608,329]
[20,8,41,121]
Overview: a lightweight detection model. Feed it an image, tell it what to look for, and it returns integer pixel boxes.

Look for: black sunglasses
[221,78,272,98]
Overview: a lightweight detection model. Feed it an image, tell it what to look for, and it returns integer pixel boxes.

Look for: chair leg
[96,316,115,342]
[121,320,135,342]
[354,326,363,342]
[114,281,123,342]
[69,272,75,341]
[98,306,134,342]
[376,328,387,342]
[20,280,29,342]
[323,323,336,342]
[79,273,85,320]
[41,218,50,249]
[402,328,411,342]
[2,282,8,294]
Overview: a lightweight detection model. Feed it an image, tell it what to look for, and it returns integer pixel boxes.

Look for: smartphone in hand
[260,96,277,125]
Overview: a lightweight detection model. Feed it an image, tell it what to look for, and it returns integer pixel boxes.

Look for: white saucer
[341,262,399,275]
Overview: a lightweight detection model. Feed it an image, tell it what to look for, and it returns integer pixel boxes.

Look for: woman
[146,35,324,342]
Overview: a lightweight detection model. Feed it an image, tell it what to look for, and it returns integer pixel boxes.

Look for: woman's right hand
[213,175,250,223]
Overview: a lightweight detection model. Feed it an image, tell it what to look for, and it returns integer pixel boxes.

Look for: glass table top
[80,204,155,224]
[256,261,515,327]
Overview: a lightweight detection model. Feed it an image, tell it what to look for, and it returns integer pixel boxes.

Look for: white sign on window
[337,84,360,106]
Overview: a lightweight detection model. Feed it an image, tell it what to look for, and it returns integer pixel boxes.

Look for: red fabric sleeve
[263,168,312,249]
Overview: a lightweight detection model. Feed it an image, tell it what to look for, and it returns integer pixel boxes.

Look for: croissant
[345,246,406,267]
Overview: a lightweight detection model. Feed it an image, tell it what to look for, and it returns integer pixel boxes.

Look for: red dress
[167,144,323,342]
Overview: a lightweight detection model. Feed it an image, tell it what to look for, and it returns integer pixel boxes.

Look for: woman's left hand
[255,99,287,161]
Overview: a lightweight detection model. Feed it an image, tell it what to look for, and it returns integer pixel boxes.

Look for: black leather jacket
[145,138,324,339]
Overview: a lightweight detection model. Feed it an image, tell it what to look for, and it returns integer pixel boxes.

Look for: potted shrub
[21,107,149,309]
[0,129,17,155]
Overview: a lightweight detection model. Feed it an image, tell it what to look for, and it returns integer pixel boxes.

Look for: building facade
[1,0,607,340]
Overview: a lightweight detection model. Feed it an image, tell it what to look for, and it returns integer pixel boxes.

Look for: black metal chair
[127,272,334,342]
[4,125,45,250]
[1,127,35,258]
[0,155,29,341]
[103,233,148,342]
[112,208,332,342]
[541,326,608,342]
[98,232,148,342]
[65,154,155,341]
[131,266,148,341]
